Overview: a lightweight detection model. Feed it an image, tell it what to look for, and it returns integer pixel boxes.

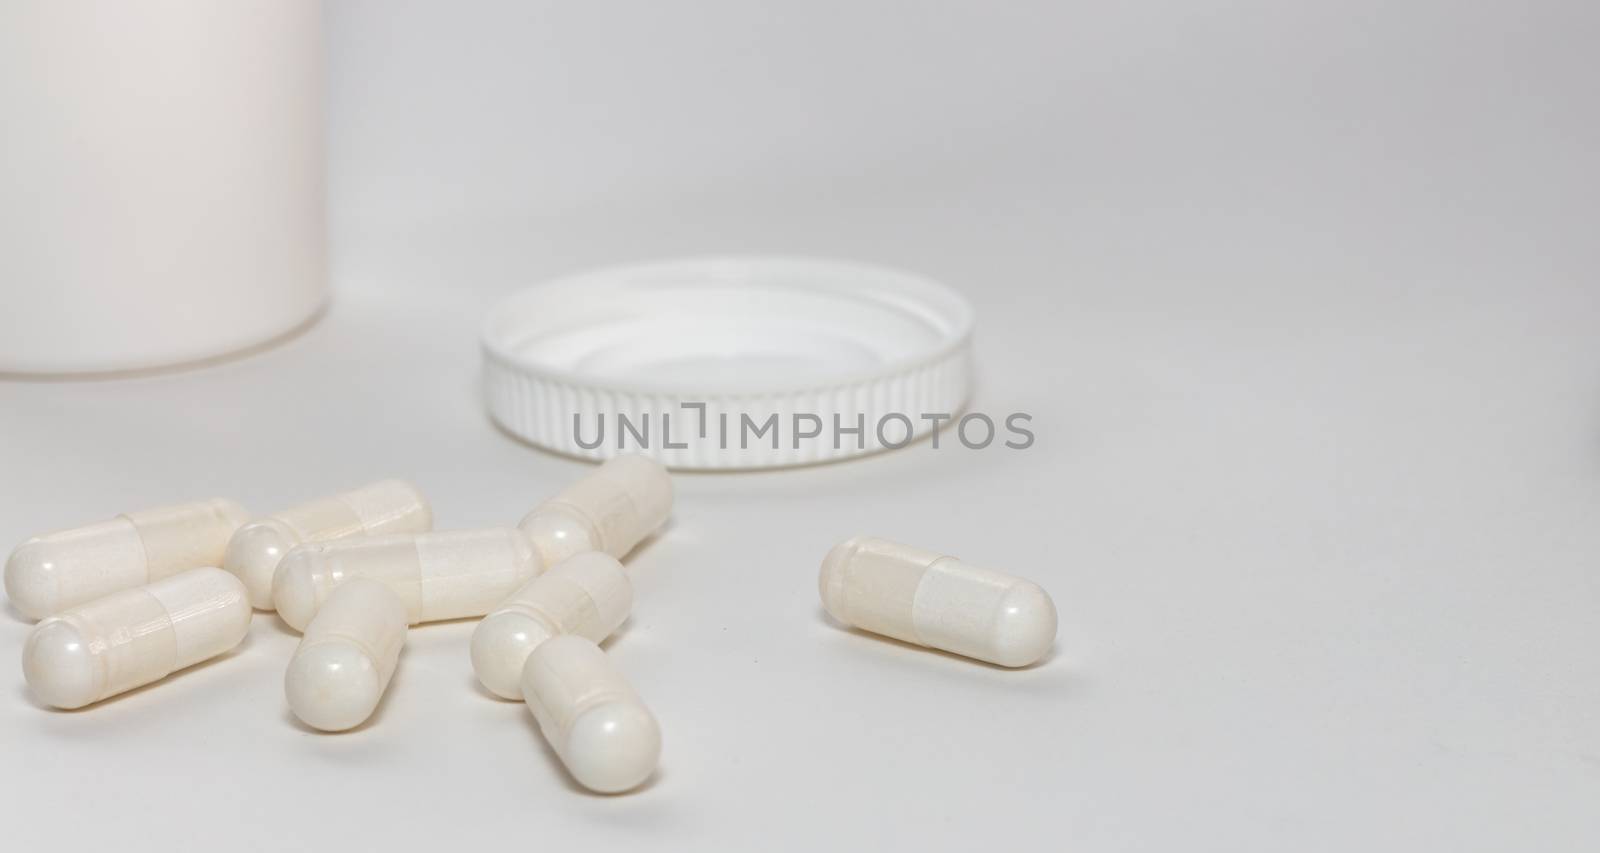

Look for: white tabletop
[3,3,1597,851]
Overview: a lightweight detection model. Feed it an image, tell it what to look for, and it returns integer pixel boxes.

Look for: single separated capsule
[273,527,540,632]
[521,635,660,794]
[471,552,633,699]
[285,579,407,732]
[224,480,431,609]
[23,567,251,709]
[5,498,250,621]
[519,454,672,567]
[819,536,1057,668]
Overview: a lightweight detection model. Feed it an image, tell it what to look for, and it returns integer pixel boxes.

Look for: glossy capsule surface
[223,480,431,609]
[5,498,250,621]
[285,579,407,732]
[819,536,1057,668]
[23,567,252,709]
[272,527,540,631]
[518,455,672,566]
[471,551,633,699]
[521,635,660,794]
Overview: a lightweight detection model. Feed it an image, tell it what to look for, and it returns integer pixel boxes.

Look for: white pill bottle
[0,0,325,375]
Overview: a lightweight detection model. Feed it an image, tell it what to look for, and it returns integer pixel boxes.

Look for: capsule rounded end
[285,641,383,732]
[519,509,598,568]
[470,612,552,700]
[223,518,300,610]
[270,548,325,632]
[990,581,1058,667]
[23,618,101,709]
[817,537,866,623]
[4,538,58,622]
[565,700,661,793]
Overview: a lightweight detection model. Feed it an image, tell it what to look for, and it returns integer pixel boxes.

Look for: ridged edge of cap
[484,341,973,470]
[473,256,972,470]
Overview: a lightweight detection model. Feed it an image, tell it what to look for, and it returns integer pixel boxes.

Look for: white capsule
[518,455,672,567]
[272,527,540,632]
[223,480,431,609]
[471,552,633,700]
[285,579,407,732]
[819,536,1057,668]
[5,498,250,621]
[521,635,660,794]
[22,567,251,709]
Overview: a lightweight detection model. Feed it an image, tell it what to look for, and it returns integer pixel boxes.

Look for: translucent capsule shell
[22,567,252,709]
[521,635,661,794]
[272,527,541,632]
[819,536,1057,668]
[5,498,250,621]
[223,480,431,609]
[471,551,633,699]
[285,579,407,732]
[518,454,672,566]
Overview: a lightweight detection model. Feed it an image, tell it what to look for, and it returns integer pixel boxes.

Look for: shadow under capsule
[815,606,1063,673]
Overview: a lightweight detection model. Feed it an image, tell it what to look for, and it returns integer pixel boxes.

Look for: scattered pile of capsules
[5,455,1059,794]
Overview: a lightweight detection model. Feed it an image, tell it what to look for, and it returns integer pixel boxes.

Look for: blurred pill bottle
[0,0,325,375]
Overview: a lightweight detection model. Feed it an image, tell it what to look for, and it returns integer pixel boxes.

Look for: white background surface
[3,2,1598,850]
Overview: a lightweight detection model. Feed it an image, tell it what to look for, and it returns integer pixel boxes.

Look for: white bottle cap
[482,256,973,470]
